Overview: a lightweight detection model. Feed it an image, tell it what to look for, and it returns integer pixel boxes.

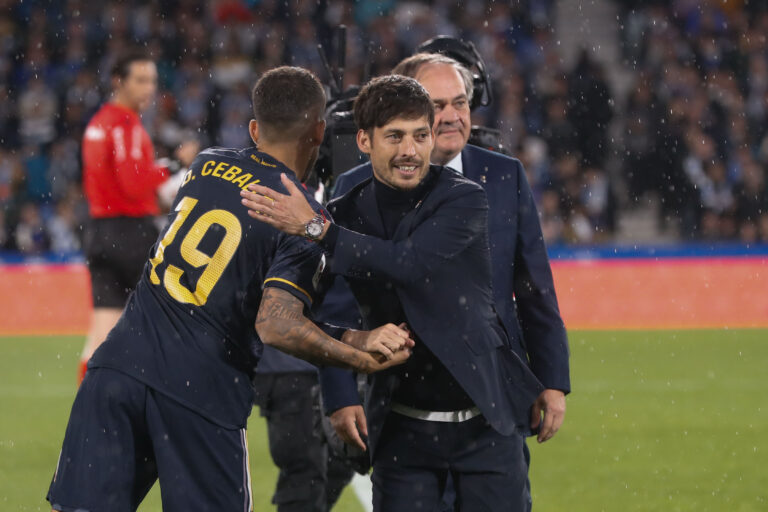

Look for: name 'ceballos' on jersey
[89,147,328,429]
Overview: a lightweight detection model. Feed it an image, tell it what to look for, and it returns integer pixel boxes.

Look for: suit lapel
[353,180,387,238]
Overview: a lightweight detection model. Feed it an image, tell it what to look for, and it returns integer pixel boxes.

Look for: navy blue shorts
[48,368,253,512]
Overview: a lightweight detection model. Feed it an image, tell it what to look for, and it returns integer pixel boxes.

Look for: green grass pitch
[1,330,766,511]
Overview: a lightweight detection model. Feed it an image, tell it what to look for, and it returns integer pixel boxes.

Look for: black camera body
[314,85,364,186]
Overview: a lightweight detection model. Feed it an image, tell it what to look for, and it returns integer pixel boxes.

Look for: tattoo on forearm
[255,295,303,323]
[256,288,371,372]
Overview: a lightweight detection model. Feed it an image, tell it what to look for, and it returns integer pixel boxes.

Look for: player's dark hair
[111,51,153,80]
[251,66,326,140]
[353,75,435,132]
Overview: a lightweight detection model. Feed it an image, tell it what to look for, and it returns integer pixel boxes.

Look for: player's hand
[358,345,412,374]
[531,388,566,443]
[344,323,415,360]
[330,405,368,451]
[240,173,316,236]
[174,139,200,167]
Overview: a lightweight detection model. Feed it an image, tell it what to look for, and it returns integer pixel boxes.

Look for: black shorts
[84,217,159,308]
[48,368,253,512]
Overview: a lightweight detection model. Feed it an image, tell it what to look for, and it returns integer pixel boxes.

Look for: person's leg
[315,387,357,509]
[451,418,530,512]
[146,388,253,511]
[81,236,124,379]
[372,414,449,512]
[81,307,122,370]
[255,372,328,512]
[324,449,355,509]
[47,368,157,512]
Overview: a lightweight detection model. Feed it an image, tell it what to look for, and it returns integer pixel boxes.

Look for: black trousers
[372,412,531,512]
[253,372,355,512]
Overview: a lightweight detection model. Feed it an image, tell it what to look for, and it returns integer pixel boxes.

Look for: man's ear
[313,119,326,146]
[249,119,259,145]
[356,129,372,155]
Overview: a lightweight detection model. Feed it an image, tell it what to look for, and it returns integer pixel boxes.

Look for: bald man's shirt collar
[442,151,463,175]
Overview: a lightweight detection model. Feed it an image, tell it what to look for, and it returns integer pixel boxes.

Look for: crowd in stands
[619,0,768,242]
[0,0,766,257]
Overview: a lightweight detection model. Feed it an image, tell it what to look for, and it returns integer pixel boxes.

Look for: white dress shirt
[442,151,463,175]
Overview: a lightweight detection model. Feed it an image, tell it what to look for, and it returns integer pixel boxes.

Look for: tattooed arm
[255,287,411,373]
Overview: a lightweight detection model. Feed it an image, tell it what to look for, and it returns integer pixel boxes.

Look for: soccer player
[48,66,412,511]
[79,50,198,383]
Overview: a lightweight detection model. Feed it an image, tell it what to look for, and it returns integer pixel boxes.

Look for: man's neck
[258,142,306,181]
[111,94,138,114]
[431,150,461,166]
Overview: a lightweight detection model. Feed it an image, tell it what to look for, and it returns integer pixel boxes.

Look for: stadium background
[0,0,766,510]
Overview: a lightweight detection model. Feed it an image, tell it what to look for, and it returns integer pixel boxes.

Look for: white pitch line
[350,473,373,512]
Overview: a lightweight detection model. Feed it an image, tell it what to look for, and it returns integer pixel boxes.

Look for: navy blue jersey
[90,147,328,429]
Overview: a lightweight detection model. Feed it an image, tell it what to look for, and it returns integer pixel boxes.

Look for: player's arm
[255,287,411,372]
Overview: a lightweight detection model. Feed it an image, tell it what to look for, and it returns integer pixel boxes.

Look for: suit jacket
[319,165,544,458]
[319,145,570,427]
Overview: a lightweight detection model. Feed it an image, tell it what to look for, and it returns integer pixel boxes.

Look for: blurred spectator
[14,202,50,254]
[623,79,662,202]
[734,160,768,243]
[22,145,51,203]
[18,77,58,145]
[48,138,81,203]
[47,197,82,253]
[0,147,18,202]
[541,94,577,159]
[0,208,7,249]
[0,85,17,146]
[539,187,565,245]
[567,51,613,168]
[287,17,320,72]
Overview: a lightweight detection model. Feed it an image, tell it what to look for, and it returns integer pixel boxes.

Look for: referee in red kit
[79,51,197,382]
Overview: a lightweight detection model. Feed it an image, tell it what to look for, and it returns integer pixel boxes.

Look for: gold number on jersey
[149,196,197,285]
[149,196,242,306]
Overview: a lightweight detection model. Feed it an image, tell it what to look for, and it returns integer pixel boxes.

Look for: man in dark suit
[323,53,571,506]
[241,75,548,511]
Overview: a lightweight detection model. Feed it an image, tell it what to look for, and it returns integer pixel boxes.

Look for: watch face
[307,220,323,237]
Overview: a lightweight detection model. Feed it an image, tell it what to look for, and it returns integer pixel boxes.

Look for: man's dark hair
[353,75,435,132]
[111,51,153,80]
[251,66,326,141]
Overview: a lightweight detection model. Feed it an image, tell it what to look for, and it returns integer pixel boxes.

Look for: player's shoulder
[197,147,327,215]
[197,146,247,161]
[91,103,140,128]
[84,105,127,142]
[194,147,283,180]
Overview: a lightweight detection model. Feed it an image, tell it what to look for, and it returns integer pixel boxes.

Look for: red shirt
[83,103,169,218]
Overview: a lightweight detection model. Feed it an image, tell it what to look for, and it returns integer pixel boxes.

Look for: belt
[390,402,482,423]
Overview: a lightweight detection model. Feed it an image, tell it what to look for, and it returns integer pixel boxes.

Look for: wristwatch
[304,213,326,241]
